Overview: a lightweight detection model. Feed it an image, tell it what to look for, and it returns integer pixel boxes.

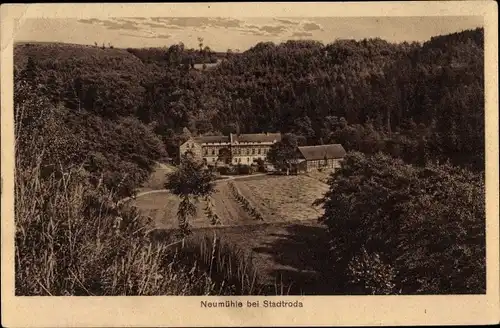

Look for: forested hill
[14,27,484,195]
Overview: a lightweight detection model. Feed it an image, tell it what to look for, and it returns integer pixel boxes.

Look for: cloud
[291,31,313,37]
[302,22,322,31]
[114,18,140,25]
[240,29,267,36]
[77,18,140,31]
[142,21,168,28]
[209,17,242,28]
[105,21,140,31]
[245,24,260,29]
[259,25,288,34]
[147,17,243,29]
[78,18,102,24]
[235,22,292,37]
[151,33,171,40]
[120,32,171,40]
[275,18,299,25]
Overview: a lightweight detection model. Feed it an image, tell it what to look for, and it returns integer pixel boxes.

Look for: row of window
[233,148,268,155]
[205,157,257,163]
[203,148,269,156]
[308,159,341,168]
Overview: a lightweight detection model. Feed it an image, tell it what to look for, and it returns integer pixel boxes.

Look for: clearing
[305,169,335,184]
[132,166,334,294]
[132,175,258,229]
[138,162,175,193]
[233,175,329,222]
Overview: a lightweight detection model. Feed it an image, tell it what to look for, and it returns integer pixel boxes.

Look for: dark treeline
[14,28,484,195]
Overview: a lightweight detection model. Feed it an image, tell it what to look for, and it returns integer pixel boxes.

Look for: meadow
[132,173,330,228]
[130,169,334,294]
[233,175,329,222]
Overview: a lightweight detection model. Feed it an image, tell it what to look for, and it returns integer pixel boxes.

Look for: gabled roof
[298,144,346,161]
[232,133,281,143]
[192,135,230,144]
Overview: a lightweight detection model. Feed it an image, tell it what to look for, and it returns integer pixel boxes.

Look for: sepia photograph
[1,2,499,327]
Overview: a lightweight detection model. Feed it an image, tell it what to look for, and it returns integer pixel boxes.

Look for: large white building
[179,132,282,166]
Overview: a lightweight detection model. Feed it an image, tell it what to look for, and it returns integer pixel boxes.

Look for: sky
[14,16,484,51]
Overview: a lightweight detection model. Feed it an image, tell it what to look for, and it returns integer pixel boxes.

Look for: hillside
[14,28,485,197]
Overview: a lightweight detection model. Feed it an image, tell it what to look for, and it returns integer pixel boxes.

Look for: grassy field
[190,219,334,294]
[233,175,329,222]
[132,169,334,293]
[138,162,175,193]
[305,169,335,184]
[132,181,257,229]
[134,173,329,228]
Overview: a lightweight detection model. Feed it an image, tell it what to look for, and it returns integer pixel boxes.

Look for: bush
[217,166,230,175]
[236,164,254,175]
[316,152,485,294]
[346,248,398,295]
[228,182,264,221]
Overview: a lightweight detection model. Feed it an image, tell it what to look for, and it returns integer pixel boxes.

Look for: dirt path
[120,172,268,205]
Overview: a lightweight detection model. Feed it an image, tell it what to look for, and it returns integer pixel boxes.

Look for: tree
[164,154,216,236]
[20,57,39,83]
[266,133,299,175]
[292,116,315,143]
[222,123,238,135]
[315,152,485,294]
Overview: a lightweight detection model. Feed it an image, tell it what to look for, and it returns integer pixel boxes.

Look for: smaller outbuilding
[294,144,346,173]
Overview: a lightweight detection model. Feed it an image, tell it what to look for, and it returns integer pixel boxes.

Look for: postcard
[1,2,498,327]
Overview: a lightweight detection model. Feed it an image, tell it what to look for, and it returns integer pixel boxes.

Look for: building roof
[189,132,282,145]
[298,144,346,161]
[231,133,281,143]
[192,135,230,144]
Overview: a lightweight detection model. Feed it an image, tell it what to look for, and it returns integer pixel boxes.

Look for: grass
[233,175,329,222]
[132,192,213,229]
[132,178,258,228]
[131,172,335,294]
[190,219,334,295]
[305,169,335,184]
[137,162,175,193]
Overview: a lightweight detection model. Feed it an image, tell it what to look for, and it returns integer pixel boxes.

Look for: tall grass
[16,162,195,295]
[15,159,286,295]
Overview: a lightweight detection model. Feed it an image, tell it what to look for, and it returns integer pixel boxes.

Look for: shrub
[346,248,398,295]
[228,182,264,221]
[316,152,485,294]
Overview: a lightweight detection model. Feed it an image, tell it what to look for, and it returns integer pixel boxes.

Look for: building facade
[295,144,346,173]
[179,133,282,166]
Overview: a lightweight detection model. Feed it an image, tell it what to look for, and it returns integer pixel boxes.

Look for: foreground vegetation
[15,159,277,295]
[14,80,275,296]
[315,152,486,294]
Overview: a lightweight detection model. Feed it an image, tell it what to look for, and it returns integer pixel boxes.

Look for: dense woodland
[14,28,486,295]
[14,27,484,196]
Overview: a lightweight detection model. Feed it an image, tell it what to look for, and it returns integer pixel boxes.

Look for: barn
[295,144,346,173]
